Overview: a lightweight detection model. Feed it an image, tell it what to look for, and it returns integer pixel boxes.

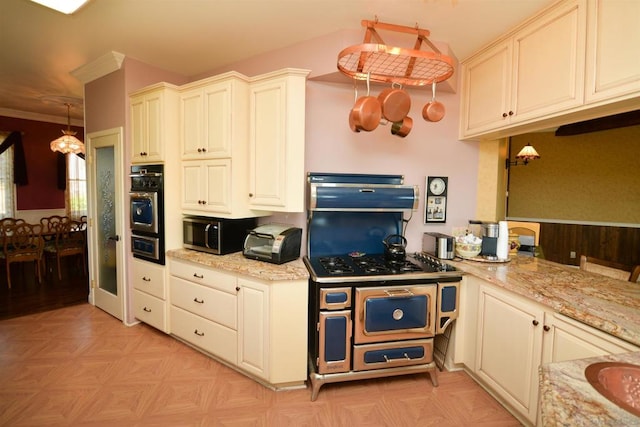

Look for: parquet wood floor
[0,304,522,426]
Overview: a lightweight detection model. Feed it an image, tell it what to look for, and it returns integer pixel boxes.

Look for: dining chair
[0,222,44,289]
[579,255,632,282]
[630,265,640,283]
[44,221,87,280]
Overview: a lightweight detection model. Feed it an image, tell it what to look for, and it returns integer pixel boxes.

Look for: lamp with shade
[50,103,85,155]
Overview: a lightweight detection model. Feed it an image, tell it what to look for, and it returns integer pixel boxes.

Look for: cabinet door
[585,0,640,103]
[476,284,544,425]
[180,88,204,158]
[144,93,164,161]
[202,81,233,158]
[542,311,639,363]
[237,278,269,380]
[130,94,147,163]
[181,159,231,214]
[459,40,513,137]
[511,0,586,123]
[248,70,307,213]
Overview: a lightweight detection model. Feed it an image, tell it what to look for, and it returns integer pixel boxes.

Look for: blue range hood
[308,173,419,211]
[306,173,419,257]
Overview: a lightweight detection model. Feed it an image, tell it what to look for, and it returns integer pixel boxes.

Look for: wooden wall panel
[540,223,640,270]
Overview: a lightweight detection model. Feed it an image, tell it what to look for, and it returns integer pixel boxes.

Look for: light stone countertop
[539,351,640,426]
[167,248,309,281]
[450,255,640,347]
[451,254,640,426]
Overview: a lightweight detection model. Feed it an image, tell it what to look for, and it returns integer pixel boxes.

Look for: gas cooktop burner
[306,253,461,283]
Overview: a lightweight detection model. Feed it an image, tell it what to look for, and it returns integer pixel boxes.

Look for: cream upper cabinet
[248,69,309,213]
[460,0,586,139]
[584,0,640,103]
[475,283,544,425]
[180,74,249,160]
[181,159,232,215]
[130,83,179,163]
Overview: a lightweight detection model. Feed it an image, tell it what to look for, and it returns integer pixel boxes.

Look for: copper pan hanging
[422,81,445,122]
[378,83,411,123]
[349,73,381,132]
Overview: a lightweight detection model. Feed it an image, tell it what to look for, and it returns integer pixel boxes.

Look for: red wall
[0,116,83,210]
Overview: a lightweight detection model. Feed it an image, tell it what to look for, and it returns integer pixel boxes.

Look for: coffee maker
[469,220,500,259]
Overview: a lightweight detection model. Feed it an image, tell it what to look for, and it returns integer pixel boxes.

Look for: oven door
[317,310,352,374]
[130,192,158,234]
[131,234,163,264]
[354,284,436,344]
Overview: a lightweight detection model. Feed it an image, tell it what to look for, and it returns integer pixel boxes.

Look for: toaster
[422,232,455,259]
[243,224,302,264]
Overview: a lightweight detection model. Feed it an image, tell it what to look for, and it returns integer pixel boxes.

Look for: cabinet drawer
[171,276,237,329]
[133,289,168,332]
[132,260,166,299]
[353,339,433,371]
[170,306,237,364]
[169,259,237,293]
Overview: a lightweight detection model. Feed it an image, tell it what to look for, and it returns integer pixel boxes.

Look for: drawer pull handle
[383,353,411,363]
[142,276,151,282]
[143,307,151,312]
[194,329,204,337]
[193,273,204,279]
[193,297,204,304]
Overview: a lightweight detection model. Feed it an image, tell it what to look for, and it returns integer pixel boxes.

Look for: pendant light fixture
[50,103,85,155]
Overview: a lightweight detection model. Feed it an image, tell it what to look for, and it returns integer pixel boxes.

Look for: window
[66,153,87,220]
[0,141,14,219]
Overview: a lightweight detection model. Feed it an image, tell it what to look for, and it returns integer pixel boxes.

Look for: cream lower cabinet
[169,259,308,388]
[457,276,639,426]
[132,259,169,333]
[475,282,544,425]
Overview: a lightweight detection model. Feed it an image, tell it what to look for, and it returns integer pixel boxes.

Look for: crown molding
[0,108,83,126]
[71,51,125,84]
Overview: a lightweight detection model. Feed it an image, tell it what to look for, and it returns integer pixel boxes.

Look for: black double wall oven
[129,165,165,264]
[304,173,462,401]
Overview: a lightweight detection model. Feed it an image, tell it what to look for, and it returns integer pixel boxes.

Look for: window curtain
[0,142,14,219]
[0,131,28,185]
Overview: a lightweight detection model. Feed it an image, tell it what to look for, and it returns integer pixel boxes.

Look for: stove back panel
[307,211,403,258]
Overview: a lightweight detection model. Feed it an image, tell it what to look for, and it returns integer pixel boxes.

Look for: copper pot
[349,73,381,132]
[422,82,445,122]
[378,85,411,122]
[391,116,413,138]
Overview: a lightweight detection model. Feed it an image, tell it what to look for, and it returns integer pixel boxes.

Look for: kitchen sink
[584,362,640,417]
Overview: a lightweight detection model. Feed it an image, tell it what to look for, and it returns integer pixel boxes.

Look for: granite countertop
[452,254,640,426]
[539,351,640,426]
[167,248,309,281]
[451,255,640,347]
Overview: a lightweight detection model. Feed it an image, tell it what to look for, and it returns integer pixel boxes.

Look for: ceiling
[0,0,554,124]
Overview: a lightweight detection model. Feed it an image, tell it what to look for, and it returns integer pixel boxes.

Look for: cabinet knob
[236,286,240,292]
[543,325,550,332]
[532,319,539,326]
[508,111,514,116]
[202,147,207,152]
[249,193,253,197]
[197,148,202,153]
[502,112,508,118]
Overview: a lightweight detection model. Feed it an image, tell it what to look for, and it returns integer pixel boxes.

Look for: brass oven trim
[354,284,436,344]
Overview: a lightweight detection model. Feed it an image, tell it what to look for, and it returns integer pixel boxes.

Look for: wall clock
[425,176,448,223]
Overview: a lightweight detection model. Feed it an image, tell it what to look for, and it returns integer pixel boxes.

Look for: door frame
[86,127,127,321]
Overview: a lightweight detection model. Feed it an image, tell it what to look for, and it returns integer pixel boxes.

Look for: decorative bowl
[456,242,482,258]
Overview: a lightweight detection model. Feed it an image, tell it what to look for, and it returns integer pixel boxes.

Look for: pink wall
[193,32,479,253]
[0,116,82,210]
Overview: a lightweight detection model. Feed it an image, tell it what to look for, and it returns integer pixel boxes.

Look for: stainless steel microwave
[183,216,257,255]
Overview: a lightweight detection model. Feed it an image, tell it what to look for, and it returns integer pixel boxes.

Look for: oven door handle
[383,289,414,297]
[383,353,412,363]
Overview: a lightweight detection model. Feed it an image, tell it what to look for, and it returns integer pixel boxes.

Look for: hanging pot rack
[337,19,455,87]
